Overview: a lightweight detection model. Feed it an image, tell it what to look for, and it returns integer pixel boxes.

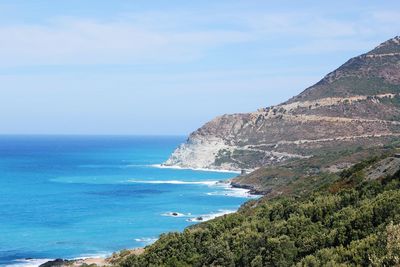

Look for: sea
[0,135,257,266]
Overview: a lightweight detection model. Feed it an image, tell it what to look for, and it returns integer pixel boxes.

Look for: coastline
[38,190,261,267]
[36,209,240,267]
[147,163,264,198]
[229,181,269,196]
[38,248,145,267]
[37,166,261,267]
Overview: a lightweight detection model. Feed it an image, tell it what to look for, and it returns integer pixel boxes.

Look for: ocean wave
[127,180,218,186]
[79,163,241,174]
[161,209,235,223]
[206,190,251,198]
[7,258,52,267]
[71,252,111,260]
[162,212,192,217]
[206,182,261,198]
[150,164,241,174]
[186,210,236,222]
[206,187,259,198]
[127,179,260,198]
[7,252,112,267]
[134,237,158,245]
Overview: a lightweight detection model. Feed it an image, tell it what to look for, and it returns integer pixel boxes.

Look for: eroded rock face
[164,37,400,171]
[164,133,230,170]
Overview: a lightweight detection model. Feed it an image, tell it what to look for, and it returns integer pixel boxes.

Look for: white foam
[7,258,52,267]
[134,237,158,245]
[207,184,261,198]
[72,252,111,260]
[127,180,218,186]
[162,212,192,217]
[186,209,236,222]
[206,189,253,198]
[151,164,241,174]
[79,163,242,174]
[7,253,112,267]
[127,179,260,198]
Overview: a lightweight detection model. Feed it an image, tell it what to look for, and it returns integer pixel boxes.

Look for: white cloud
[0,7,398,67]
[0,17,251,66]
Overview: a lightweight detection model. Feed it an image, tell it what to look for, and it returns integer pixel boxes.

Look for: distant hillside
[288,36,400,102]
[164,36,400,172]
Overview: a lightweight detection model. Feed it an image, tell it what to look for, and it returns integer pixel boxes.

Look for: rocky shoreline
[229,181,268,196]
[40,257,111,267]
[40,258,107,267]
[40,248,145,267]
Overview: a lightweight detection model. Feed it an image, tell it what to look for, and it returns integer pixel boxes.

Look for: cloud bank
[0,7,399,67]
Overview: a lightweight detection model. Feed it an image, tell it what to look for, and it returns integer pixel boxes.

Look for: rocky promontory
[164,37,400,172]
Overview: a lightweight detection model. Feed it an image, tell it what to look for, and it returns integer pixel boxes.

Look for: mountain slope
[164,36,400,171]
[112,152,400,267]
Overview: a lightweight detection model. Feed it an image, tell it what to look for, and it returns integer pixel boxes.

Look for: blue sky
[0,0,399,135]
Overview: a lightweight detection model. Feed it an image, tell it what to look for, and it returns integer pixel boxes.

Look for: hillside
[231,144,399,196]
[164,36,400,172]
[110,151,400,266]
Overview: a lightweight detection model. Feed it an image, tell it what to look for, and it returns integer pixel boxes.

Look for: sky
[0,1,399,135]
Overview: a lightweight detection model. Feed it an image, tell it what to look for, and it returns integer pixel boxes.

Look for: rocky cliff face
[164,37,400,171]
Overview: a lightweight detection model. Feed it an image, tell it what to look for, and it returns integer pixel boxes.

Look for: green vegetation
[110,153,400,266]
[310,76,400,101]
[233,145,394,198]
[334,77,399,96]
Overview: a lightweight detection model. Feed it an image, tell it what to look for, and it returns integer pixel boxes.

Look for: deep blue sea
[0,136,254,266]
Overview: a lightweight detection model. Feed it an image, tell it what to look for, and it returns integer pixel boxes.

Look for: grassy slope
[232,146,390,196]
[110,150,400,267]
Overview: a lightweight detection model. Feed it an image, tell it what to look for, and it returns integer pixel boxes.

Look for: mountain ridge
[164,36,400,172]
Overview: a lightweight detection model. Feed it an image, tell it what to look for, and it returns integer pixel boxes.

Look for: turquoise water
[0,136,253,266]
